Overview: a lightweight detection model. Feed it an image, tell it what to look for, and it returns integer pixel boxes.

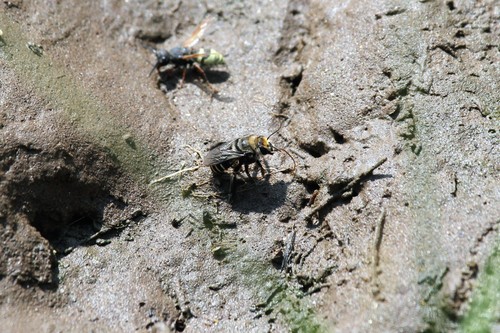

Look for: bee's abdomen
[210,159,239,174]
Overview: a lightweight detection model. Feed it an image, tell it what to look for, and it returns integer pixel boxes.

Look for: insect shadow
[157,67,231,95]
[214,176,290,214]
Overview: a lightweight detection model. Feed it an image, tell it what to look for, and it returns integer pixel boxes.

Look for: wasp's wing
[180,52,207,60]
[183,17,214,48]
[203,141,246,166]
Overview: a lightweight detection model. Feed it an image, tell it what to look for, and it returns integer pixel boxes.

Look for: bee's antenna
[276,147,297,174]
[267,120,285,140]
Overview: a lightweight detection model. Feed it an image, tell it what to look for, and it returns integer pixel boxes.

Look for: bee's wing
[183,17,214,48]
[203,141,246,166]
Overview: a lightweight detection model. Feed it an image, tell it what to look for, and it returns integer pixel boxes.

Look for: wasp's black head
[154,49,174,67]
[148,49,173,76]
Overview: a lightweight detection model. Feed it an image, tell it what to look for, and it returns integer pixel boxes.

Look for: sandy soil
[0,0,499,332]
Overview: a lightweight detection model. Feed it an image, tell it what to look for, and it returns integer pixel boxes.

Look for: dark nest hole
[279,67,303,97]
[299,140,330,158]
[5,145,132,255]
[23,184,123,252]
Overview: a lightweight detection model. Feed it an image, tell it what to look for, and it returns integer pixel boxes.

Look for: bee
[149,17,225,93]
[203,127,296,200]
[203,135,275,179]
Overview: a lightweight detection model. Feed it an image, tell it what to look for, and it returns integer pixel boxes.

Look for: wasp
[203,128,296,200]
[149,17,225,93]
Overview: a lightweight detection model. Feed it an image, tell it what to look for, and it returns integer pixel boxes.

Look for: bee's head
[257,136,274,155]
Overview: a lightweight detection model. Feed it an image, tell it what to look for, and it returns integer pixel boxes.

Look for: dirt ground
[0,0,499,332]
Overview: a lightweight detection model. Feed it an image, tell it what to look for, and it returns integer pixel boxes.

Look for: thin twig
[308,189,319,206]
[303,283,330,296]
[281,227,296,272]
[372,208,386,269]
[149,165,200,185]
[184,144,203,160]
[289,147,307,159]
[371,208,387,300]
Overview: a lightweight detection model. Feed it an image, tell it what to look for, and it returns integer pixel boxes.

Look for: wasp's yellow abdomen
[196,48,225,66]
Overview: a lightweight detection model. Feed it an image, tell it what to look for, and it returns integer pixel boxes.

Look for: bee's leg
[228,172,236,202]
[192,63,219,94]
[228,165,242,202]
[255,159,268,179]
[244,163,254,182]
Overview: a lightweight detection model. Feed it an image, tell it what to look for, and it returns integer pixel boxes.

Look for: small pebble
[95,238,111,246]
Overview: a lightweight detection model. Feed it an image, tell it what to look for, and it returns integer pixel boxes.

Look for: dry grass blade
[149,165,201,185]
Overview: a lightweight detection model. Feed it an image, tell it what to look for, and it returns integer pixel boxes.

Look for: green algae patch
[237,255,327,332]
[178,208,327,332]
[460,241,500,333]
[0,13,159,182]
[253,279,326,333]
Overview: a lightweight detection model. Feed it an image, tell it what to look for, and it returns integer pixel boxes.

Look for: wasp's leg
[192,62,219,94]
[157,67,176,82]
[192,62,209,82]
[180,67,187,88]
[165,68,176,76]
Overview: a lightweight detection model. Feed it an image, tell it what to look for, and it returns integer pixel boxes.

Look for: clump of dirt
[0,206,55,286]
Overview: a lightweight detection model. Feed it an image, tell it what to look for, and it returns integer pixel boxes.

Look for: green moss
[0,13,159,182]
[459,241,500,333]
[237,260,326,332]
[179,209,325,331]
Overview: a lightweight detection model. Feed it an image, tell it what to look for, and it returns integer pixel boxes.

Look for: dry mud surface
[0,1,499,332]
